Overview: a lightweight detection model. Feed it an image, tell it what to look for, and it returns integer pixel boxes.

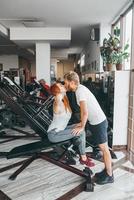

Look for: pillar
[36,43,50,85]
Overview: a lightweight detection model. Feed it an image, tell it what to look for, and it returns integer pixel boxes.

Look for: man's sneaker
[94,168,106,178]
[79,157,95,167]
[95,171,114,185]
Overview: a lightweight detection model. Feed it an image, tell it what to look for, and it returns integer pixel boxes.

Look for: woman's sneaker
[79,157,95,167]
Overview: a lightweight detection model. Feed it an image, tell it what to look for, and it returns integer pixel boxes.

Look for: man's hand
[75,122,82,128]
[72,126,84,136]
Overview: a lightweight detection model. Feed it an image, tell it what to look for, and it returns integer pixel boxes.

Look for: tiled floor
[0,127,134,200]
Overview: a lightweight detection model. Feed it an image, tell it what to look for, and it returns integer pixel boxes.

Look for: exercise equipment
[0,77,94,192]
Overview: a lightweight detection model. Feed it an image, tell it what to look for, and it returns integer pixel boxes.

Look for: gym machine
[0,77,94,192]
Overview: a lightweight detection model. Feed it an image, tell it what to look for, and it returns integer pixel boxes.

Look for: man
[64,71,114,185]
[39,79,50,98]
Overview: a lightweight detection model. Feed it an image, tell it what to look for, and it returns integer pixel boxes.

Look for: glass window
[113,21,121,41]
[124,9,132,70]
[80,54,85,67]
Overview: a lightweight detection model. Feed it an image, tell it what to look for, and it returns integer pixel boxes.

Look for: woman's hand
[72,126,84,136]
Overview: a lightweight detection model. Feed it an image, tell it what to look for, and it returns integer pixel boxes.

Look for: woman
[47,83,94,167]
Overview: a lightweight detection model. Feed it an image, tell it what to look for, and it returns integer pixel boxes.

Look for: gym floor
[0,126,134,200]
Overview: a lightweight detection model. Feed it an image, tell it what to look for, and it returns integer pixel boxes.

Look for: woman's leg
[48,125,94,167]
[48,124,86,155]
[78,130,86,155]
[48,124,76,143]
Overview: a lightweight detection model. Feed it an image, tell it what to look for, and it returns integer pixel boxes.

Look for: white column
[36,43,50,85]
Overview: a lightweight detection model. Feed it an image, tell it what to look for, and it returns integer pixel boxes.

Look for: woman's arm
[53,94,64,114]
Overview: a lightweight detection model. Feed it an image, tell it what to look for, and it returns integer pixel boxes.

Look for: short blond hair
[64,71,80,85]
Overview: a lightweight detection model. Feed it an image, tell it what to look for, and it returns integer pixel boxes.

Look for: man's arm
[80,101,88,129]
[72,100,88,135]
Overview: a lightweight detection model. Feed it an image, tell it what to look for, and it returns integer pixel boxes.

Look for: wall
[19,57,32,83]
[82,40,100,73]
[80,23,111,74]
[30,59,58,81]
[57,60,74,80]
[127,70,134,164]
[0,55,18,70]
[127,6,134,164]
[113,71,130,146]
[31,60,36,77]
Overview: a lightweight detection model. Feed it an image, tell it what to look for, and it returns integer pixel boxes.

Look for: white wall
[31,60,36,77]
[80,23,111,73]
[113,71,130,145]
[51,47,82,59]
[84,40,100,72]
[0,55,19,70]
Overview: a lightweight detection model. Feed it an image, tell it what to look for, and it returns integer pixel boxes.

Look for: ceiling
[0,0,130,57]
[0,34,34,60]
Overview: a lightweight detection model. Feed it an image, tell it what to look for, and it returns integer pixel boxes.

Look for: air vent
[68,54,77,60]
[22,20,45,27]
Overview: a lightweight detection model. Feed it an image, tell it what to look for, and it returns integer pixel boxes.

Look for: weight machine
[0,77,94,192]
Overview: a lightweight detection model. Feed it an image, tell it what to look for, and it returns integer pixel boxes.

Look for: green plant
[114,27,120,37]
[112,44,129,64]
[100,34,120,65]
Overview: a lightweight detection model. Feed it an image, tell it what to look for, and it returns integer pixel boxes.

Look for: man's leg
[88,120,114,184]
[99,142,112,176]
[95,142,114,184]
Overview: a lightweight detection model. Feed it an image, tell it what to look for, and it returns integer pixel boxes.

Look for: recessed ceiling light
[27,48,35,55]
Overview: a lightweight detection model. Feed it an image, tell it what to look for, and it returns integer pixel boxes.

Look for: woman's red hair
[50,83,71,112]
[50,84,60,96]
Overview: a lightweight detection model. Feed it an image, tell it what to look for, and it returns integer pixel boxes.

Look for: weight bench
[0,78,94,192]
[0,137,94,191]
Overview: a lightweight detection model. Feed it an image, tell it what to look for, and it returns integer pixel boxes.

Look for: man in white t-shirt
[64,71,114,185]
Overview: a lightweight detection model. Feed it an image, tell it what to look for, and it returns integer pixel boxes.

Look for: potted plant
[100,46,113,71]
[100,34,120,71]
[112,44,129,70]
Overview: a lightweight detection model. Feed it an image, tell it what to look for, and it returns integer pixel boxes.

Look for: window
[111,7,133,70]
[113,21,121,41]
[124,9,132,70]
[80,54,85,67]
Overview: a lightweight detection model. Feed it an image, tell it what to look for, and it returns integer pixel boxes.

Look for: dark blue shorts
[88,119,108,145]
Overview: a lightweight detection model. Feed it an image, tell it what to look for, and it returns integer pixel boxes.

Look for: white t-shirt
[47,107,71,132]
[75,84,106,125]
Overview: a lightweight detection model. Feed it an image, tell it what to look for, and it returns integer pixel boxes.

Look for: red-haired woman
[47,83,94,167]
